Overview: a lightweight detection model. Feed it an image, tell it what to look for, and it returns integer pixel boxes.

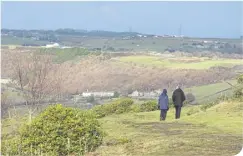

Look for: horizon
[1,28,242,40]
[2,1,243,39]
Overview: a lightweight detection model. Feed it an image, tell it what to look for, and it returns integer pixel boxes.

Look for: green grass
[184,80,237,103]
[118,55,243,69]
[87,100,242,156]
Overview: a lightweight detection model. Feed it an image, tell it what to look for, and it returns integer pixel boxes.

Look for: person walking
[172,85,186,119]
[158,89,169,121]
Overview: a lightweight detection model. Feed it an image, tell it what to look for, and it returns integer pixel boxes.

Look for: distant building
[1,78,11,84]
[82,92,114,97]
[45,43,60,48]
[128,90,159,98]
[128,90,144,97]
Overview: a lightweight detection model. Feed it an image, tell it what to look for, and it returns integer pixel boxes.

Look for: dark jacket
[172,88,186,107]
[158,89,169,110]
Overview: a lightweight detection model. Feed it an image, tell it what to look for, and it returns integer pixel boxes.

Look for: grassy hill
[87,100,242,156]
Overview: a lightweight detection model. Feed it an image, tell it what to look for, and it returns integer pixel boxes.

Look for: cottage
[129,90,139,97]
[143,91,157,97]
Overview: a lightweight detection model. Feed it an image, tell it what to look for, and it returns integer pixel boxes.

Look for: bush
[9,104,104,156]
[115,98,134,114]
[234,75,243,99]
[113,91,120,98]
[2,136,20,155]
[140,100,158,112]
[130,104,141,113]
[92,98,134,118]
[87,95,95,103]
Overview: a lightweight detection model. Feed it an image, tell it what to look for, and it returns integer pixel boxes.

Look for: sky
[1,1,242,38]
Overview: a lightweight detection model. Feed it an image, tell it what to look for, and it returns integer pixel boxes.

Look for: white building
[82,92,114,97]
[45,43,60,48]
[128,90,140,97]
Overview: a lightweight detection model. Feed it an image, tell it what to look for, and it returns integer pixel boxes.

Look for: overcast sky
[1,1,242,38]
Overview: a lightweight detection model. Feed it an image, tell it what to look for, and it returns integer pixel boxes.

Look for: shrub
[115,98,134,114]
[12,104,104,156]
[234,75,243,99]
[113,91,120,98]
[168,98,174,108]
[130,104,141,113]
[87,95,95,103]
[92,98,134,118]
[2,136,20,155]
[140,100,158,112]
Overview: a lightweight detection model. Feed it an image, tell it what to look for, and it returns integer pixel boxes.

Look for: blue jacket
[158,93,169,110]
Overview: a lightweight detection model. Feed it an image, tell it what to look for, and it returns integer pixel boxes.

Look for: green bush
[130,104,141,113]
[7,104,104,156]
[115,99,134,114]
[140,100,158,112]
[2,136,20,155]
[234,75,243,99]
[87,95,95,103]
[113,91,120,98]
[92,98,134,118]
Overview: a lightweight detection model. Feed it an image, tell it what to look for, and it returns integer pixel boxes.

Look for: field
[2,48,241,95]
[1,36,49,45]
[2,34,242,52]
[184,80,237,103]
[117,55,243,69]
[1,45,243,155]
[87,100,243,156]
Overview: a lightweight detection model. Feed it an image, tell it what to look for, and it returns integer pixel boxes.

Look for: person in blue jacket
[158,89,169,121]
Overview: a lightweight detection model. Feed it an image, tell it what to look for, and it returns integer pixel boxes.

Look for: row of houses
[77,90,162,98]
[82,92,115,97]
[128,90,162,98]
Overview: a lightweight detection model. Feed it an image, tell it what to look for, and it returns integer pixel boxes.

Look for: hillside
[87,100,242,156]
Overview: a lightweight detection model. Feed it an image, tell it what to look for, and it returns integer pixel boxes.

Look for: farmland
[117,55,243,69]
[1,32,243,156]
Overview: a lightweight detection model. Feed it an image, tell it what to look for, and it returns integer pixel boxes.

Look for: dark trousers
[160,109,167,121]
[175,106,182,119]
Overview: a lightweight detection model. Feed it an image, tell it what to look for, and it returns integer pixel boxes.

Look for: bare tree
[10,51,63,123]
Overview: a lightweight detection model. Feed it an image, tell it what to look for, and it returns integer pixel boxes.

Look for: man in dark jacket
[172,85,186,119]
[158,89,169,121]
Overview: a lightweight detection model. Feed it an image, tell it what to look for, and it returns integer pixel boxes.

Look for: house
[143,91,157,97]
[1,78,11,84]
[45,43,60,48]
[128,90,146,97]
[128,90,139,97]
